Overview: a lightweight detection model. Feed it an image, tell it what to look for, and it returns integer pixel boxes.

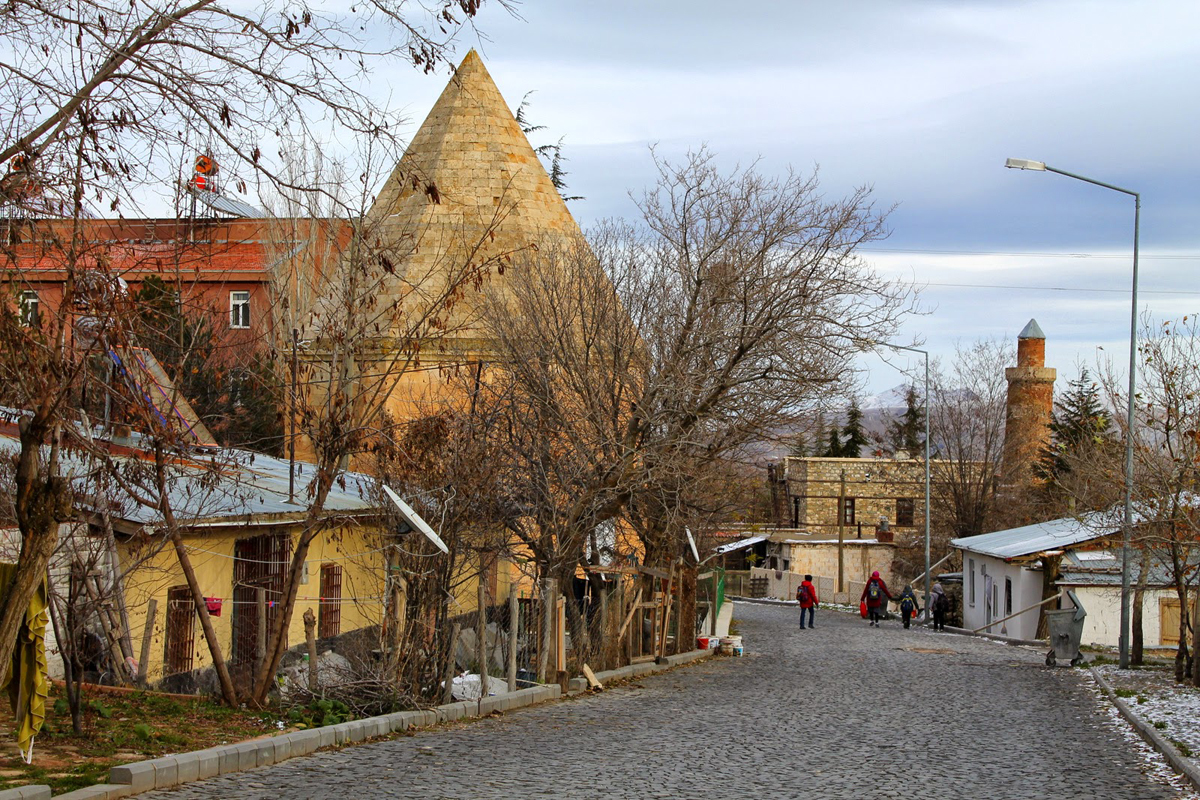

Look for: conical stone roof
[367,50,585,349]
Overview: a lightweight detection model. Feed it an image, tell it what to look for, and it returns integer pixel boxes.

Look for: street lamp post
[877,343,931,619]
[1005,158,1140,669]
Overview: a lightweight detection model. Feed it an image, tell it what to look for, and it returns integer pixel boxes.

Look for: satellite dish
[685,528,700,563]
[382,485,449,554]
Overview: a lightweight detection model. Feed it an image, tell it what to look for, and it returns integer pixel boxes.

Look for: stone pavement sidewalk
[134,602,1191,799]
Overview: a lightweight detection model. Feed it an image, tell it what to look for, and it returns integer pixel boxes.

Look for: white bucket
[719,635,743,655]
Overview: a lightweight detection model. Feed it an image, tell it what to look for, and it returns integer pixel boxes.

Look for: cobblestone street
[144,602,1189,799]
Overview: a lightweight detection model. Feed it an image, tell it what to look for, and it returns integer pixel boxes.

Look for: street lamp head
[1005,158,1046,171]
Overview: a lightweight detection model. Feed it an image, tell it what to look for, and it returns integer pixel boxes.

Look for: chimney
[1001,319,1056,487]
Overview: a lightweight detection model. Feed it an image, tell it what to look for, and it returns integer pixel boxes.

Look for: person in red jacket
[796,575,819,629]
[860,570,892,627]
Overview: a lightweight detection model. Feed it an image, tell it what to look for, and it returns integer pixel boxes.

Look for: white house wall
[960,553,1044,640]
[1068,585,1185,650]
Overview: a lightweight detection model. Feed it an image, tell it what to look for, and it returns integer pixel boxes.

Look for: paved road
[145,602,1187,799]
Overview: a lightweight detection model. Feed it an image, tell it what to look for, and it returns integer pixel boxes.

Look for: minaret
[1001,319,1056,486]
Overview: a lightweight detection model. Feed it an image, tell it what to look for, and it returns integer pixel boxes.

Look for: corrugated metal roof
[951,511,1115,560]
[713,535,768,554]
[0,428,381,527]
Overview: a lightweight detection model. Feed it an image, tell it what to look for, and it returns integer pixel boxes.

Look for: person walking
[797,575,819,629]
[860,571,892,627]
[896,584,920,629]
[929,582,950,631]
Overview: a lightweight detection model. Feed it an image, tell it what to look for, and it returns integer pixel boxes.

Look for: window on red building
[229,291,250,329]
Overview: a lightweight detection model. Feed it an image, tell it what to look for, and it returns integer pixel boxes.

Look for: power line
[919,281,1200,297]
[862,247,1199,260]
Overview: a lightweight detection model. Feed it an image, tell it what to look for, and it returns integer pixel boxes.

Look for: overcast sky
[371,0,1200,398]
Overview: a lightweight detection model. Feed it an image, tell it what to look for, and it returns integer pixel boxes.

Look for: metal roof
[1018,318,1045,339]
[0,427,381,528]
[712,535,768,555]
[951,510,1115,560]
[194,190,265,219]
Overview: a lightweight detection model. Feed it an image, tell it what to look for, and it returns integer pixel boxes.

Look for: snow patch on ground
[1091,665,1200,799]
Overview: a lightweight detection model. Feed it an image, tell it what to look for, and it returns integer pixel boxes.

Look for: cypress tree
[841,398,868,458]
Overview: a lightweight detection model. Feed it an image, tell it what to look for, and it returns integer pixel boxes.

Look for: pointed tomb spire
[369,49,583,260]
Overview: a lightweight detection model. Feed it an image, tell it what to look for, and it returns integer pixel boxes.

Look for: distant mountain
[860,383,914,411]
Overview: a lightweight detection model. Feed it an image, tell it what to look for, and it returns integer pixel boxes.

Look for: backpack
[900,596,915,613]
[933,592,949,613]
[798,584,812,605]
[867,582,882,601]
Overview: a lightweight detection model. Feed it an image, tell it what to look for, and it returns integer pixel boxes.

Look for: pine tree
[1038,367,1114,491]
[841,398,869,458]
[887,385,925,456]
[822,427,843,457]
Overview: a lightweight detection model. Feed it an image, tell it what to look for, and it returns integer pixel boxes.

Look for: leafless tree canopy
[0,0,503,214]
[476,149,915,661]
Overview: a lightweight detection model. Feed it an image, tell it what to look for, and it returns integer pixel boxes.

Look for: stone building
[769,455,928,539]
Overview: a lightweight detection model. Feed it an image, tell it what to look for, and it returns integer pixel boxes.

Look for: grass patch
[1171,738,1194,758]
[1115,688,1137,699]
[1137,695,1148,704]
[0,684,282,795]
[1154,721,1169,730]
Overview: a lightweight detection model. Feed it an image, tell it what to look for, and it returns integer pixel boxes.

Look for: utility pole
[288,328,298,503]
[837,469,846,593]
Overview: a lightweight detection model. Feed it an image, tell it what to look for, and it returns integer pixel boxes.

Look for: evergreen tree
[821,426,843,457]
[1038,367,1114,498]
[887,385,925,455]
[841,398,869,458]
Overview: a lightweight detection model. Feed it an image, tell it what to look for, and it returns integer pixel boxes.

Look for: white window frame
[229,290,250,329]
[969,558,976,607]
[18,290,38,327]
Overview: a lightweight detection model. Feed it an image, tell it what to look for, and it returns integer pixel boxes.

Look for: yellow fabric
[0,563,49,763]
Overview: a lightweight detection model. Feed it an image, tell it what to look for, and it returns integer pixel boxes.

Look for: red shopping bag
[860,600,868,618]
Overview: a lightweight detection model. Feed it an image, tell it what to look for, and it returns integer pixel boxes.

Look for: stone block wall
[783,457,926,537]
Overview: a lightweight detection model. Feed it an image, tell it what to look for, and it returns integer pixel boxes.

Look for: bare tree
[0,0,508,700]
[1098,317,1200,682]
[481,148,915,664]
[927,338,1012,541]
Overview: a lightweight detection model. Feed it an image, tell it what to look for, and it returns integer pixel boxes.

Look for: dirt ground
[0,683,283,794]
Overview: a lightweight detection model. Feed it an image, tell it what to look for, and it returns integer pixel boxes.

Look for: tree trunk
[1035,554,1061,640]
[1132,548,1152,666]
[166,527,240,705]
[0,417,71,687]
[1191,590,1200,687]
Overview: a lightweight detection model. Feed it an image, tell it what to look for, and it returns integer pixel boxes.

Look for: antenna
[382,485,449,554]
[685,527,700,563]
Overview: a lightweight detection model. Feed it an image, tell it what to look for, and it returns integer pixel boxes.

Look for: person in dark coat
[896,584,920,629]
[929,582,949,631]
[860,571,892,627]
[796,575,819,629]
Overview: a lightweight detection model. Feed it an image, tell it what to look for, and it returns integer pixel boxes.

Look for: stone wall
[783,457,926,538]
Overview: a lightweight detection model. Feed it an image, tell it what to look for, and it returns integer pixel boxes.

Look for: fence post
[303,608,318,692]
[255,587,267,693]
[477,577,488,712]
[136,598,156,686]
[507,590,518,692]
[442,621,461,705]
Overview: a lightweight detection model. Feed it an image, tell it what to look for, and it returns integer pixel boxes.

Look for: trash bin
[1045,590,1087,667]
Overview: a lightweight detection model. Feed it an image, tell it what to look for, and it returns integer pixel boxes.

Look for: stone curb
[1091,667,1200,793]
[27,652,715,798]
[46,684,566,798]
[584,647,717,691]
[0,786,52,800]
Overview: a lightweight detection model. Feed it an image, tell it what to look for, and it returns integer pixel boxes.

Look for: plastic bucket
[719,635,742,655]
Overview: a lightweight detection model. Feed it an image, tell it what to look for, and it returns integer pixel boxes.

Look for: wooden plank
[582,663,603,691]
[638,566,671,580]
[616,588,643,641]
